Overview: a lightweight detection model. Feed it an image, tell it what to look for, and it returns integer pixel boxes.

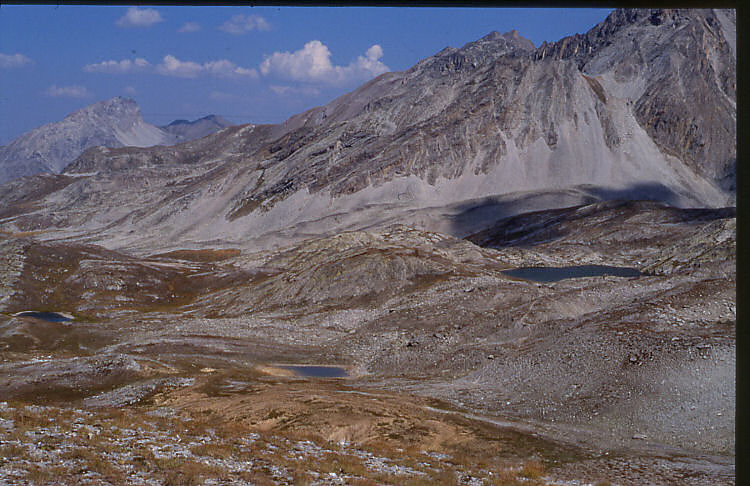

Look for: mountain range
[0,9,736,482]
[0,97,233,185]
[0,8,736,253]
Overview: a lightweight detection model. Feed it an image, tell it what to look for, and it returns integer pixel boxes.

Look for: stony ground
[0,399,562,485]
[0,201,735,485]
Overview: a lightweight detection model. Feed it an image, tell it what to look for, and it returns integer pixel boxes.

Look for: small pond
[501,265,641,283]
[279,365,348,378]
[13,311,73,322]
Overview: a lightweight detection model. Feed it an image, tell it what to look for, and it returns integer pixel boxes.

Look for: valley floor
[0,201,735,485]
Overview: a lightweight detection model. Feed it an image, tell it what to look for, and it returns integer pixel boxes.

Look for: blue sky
[0,6,612,144]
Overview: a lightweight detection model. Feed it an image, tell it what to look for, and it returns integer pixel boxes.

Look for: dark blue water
[502,265,641,283]
[280,365,348,378]
[15,311,72,322]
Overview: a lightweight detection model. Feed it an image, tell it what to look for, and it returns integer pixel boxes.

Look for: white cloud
[156,55,203,78]
[83,58,150,74]
[156,55,259,79]
[116,7,163,28]
[0,53,33,68]
[259,41,389,86]
[204,59,258,78]
[44,85,92,98]
[269,85,321,97]
[124,86,137,95]
[219,14,271,35]
[178,21,201,33]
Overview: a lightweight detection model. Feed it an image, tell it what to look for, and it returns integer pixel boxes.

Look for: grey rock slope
[160,115,234,143]
[0,99,233,185]
[535,8,736,192]
[0,9,736,252]
[0,97,177,184]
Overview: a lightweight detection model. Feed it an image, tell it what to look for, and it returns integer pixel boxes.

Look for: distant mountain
[160,115,234,143]
[0,97,177,184]
[0,98,233,185]
[0,9,736,252]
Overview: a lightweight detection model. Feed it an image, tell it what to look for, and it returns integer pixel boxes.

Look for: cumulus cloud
[83,58,150,74]
[156,55,259,79]
[259,41,388,86]
[116,7,163,28]
[44,85,92,98]
[0,53,33,68]
[156,55,203,78]
[219,14,271,35]
[178,21,201,33]
[124,86,137,95]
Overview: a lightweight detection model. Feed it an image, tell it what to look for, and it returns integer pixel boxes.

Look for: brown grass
[488,468,526,486]
[405,471,459,486]
[24,464,58,484]
[0,443,26,459]
[190,442,235,459]
[317,451,369,476]
[60,447,93,461]
[11,409,52,430]
[292,471,316,486]
[0,386,571,486]
[60,446,124,482]
[234,469,277,485]
[155,456,185,471]
[161,459,228,486]
[519,459,545,479]
[347,479,380,486]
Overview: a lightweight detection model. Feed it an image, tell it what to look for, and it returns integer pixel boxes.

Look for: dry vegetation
[0,400,556,485]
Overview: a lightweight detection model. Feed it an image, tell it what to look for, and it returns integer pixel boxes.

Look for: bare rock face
[0,97,177,184]
[535,8,737,193]
[0,9,736,252]
[0,99,234,185]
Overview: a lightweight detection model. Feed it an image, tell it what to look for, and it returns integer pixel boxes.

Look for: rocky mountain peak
[501,29,535,50]
[0,97,240,184]
[534,8,732,66]
[423,27,535,76]
[97,96,139,112]
[58,96,148,138]
[0,97,176,184]
[70,96,139,121]
[463,28,535,56]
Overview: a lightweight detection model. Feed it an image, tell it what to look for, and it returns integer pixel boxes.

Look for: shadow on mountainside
[583,182,686,207]
[446,190,598,239]
[459,182,735,249]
